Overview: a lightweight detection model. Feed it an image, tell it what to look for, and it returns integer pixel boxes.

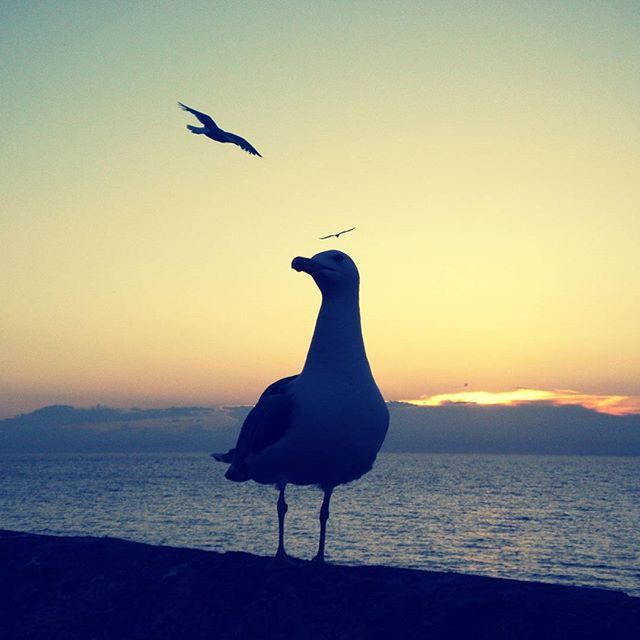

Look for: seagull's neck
[302,289,371,377]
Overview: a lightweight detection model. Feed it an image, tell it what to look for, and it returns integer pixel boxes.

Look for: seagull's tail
[211,449,250,481]
[211,449,235,463]
[224,466,250,482]
[186,125,205,134]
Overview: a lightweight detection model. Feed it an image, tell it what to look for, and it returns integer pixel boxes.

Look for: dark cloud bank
[1,402,639,455]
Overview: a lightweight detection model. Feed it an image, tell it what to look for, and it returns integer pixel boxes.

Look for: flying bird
[319,227,355,240]
[213,250,389,564]
[178,101,262,157]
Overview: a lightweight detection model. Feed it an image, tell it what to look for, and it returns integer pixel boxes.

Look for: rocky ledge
[1,530,638,639]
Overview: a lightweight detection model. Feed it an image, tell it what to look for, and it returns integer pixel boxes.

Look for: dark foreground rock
[1,530,638,640]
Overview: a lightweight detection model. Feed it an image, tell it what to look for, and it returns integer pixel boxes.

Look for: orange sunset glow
[403,389,640,416]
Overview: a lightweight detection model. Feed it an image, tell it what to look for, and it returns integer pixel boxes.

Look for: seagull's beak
[291,256,317,274]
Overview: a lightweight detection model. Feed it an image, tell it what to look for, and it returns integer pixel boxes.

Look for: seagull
[178,101,262,157]
[319,227,355,240]
[213,250,389,564]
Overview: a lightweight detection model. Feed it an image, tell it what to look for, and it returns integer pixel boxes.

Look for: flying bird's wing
[223,131,262,156]
[223,131,262,157]
[177,102,217,128]
[319,234,336,240]
[222,375,298,480]
[337,227,356,236]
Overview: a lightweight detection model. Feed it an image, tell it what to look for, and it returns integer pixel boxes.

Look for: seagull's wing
[222,375,298,481]
[338,227,356,236]
[223,130,263,157]
[177,102,217,128]
[319,234,335,240]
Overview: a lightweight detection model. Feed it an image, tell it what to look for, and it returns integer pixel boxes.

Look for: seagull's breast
[249,372,388,487]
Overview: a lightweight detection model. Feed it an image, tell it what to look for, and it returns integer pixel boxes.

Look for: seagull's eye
[332,254,344,263]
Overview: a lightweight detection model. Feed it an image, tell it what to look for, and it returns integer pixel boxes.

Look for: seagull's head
[291,250,360,297]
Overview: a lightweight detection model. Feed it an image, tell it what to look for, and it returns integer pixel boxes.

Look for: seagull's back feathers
[224,375,298,481]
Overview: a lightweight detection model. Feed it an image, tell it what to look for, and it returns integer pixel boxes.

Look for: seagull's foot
[267,551,296,571]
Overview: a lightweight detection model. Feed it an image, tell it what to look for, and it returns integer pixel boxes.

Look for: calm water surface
[1,453,638,596]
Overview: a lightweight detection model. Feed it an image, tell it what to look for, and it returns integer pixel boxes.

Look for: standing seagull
[178,101,262,157]
[214,250,389,563]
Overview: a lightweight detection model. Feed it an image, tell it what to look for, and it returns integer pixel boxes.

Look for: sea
[1,452,638,596]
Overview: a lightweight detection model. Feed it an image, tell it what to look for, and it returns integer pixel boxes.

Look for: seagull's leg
[275,485,288,559]
[312,487,333,563]
[267,485,295,570]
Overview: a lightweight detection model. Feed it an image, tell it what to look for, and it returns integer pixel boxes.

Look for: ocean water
[1,452,638,596]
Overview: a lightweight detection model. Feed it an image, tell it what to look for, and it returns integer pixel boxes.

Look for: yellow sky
[1,2,639,417]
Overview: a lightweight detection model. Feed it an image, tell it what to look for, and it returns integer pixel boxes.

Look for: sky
[1,1,639,418]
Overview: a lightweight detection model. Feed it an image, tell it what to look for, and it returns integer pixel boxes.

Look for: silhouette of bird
[319,227,355,240]
[213,250,389,564]
[178,102,262,157]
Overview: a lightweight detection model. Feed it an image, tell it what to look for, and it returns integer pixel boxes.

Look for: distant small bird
[178,102,262,157]
[319,227,355,240]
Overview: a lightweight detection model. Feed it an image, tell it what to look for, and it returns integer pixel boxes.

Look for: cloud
[401,388,640,416]
[385,402,640,455]
[0,405,240,453]
[2,401,640,456]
